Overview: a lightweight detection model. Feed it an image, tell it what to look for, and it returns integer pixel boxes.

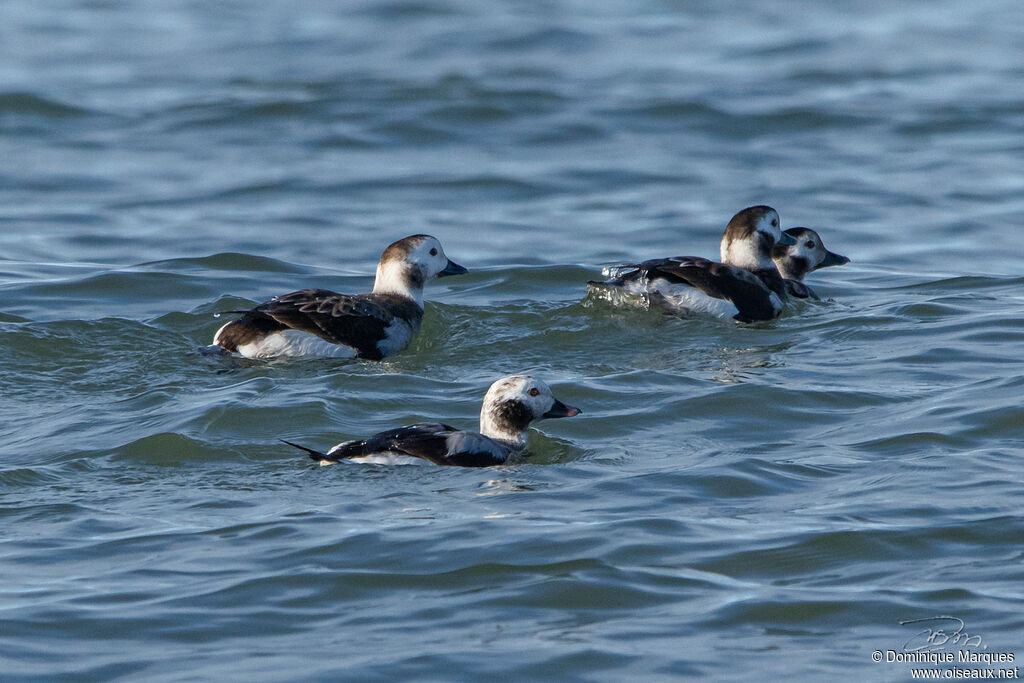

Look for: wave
[138,253,309,274]
[0,92,91,117]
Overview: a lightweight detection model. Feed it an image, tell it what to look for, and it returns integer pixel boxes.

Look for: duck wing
[225,289,421,360]
[638,257,782,322]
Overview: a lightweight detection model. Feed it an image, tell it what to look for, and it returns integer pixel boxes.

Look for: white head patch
[720,207,782,271]
[372,235,457,304]
[478,374,559,446]
[772,227,847,281]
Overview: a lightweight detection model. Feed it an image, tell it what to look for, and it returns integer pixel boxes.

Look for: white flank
[236,330,358,359]
[624,277,738,319]
[374,319,415,358]
[346,453,426,465]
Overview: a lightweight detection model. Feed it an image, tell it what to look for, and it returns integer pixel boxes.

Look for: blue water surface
[1,1,1023,680]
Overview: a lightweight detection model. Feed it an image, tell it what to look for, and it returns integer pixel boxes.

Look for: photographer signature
[900,616,986,652]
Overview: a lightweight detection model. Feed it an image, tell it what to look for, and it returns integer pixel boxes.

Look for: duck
[282,375,581,468]
[210,235,466,359]
[589,205,797,322]
[772,227,850,299]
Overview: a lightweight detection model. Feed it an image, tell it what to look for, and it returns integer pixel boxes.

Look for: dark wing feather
[750,268,789,300]
[440,431,514,467]
[237,289,421,360]
[783,279,817,299]
[637,257,781,322]
[326,423,453,464]
[636,256,723,294]
[329,423,510,467]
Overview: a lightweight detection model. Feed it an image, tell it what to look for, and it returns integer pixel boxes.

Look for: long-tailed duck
[589,205,797,323]
[211,235,466,359]
[282,375,581,467]
[772,227,850,299]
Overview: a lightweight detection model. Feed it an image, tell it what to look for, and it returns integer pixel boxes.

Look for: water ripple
[3,0,1024,678]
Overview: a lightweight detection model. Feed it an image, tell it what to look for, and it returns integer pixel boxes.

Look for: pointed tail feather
[588,264,641,289]
[280,438,335,463]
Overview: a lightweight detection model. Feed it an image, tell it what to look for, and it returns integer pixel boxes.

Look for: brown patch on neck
[407,265,425,290]
[490,399,533,435]
[782,256,812,281]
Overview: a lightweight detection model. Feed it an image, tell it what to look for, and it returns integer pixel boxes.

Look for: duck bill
[776,232,797,246]
[543,399,581,419]
[439,259,468,277]
[817,250,850,269]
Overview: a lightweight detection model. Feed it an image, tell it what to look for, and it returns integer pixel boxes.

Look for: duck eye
[806,241,815,249]
[429,248,438,256]
[771,219,778,227]
[528,388,540,397]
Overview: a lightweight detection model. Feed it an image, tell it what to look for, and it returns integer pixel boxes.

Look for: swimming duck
[211,235,466,359]
[283,375,581,467]
[772,227,850,298]
[589,205,796,322]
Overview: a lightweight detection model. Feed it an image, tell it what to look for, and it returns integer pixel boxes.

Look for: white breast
[236,330,358,359]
